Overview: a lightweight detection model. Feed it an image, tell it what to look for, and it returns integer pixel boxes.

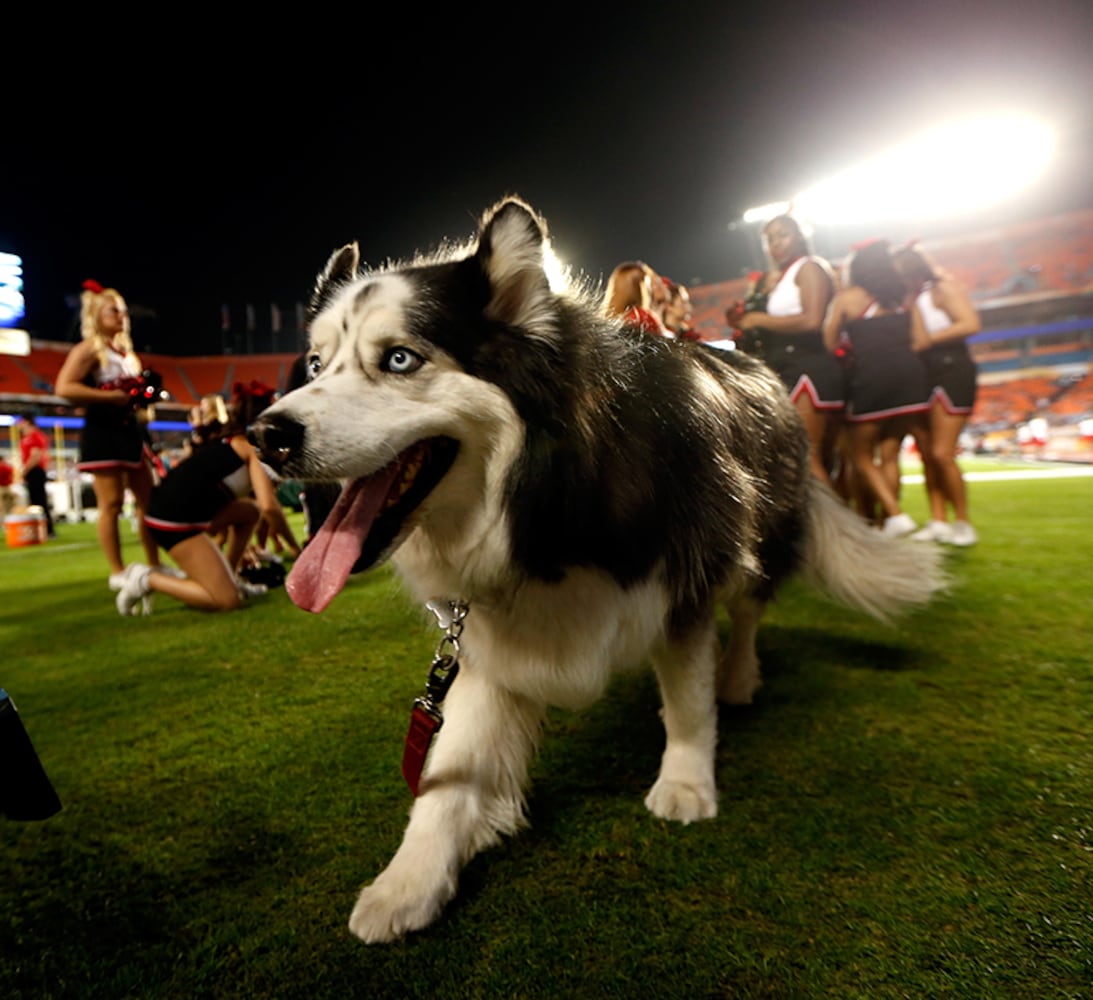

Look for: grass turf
[1,467,1091,999]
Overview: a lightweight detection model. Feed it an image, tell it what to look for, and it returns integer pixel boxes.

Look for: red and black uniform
[754,257,845,411]
[143,438,255,551]
[843,304,931,422]
[915,284,978,415]
[77,345,147,472]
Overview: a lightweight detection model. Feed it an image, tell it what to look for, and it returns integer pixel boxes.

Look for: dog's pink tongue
[286,465,401,613]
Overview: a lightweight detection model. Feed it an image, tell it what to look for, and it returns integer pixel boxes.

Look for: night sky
[6,1,1092,355]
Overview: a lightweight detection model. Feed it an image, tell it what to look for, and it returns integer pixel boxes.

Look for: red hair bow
[82,279,105,294]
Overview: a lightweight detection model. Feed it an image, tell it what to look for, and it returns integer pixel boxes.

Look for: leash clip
[414,651,460,723]
[402,599,469,796]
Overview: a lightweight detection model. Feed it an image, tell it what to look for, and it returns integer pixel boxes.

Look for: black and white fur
[250,197,946,943]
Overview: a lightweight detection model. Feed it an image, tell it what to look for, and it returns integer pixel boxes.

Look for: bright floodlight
[744,113,1056,226]
[742,201,792,225]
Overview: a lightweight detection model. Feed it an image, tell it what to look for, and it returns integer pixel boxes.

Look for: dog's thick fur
[250,197,946,943]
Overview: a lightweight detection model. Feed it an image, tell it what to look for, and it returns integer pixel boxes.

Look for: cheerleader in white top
[892,244,981,546]
[732,215,843,486]
[55,280,163,584]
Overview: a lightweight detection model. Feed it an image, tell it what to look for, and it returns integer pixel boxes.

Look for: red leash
[401,600,467,796]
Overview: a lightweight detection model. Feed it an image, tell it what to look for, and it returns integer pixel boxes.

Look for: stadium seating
[1046,374,1093,419]
[173,357,236,400]
[22,349,65,393]
[0,355,36,395]
[970,376,1067,429]
[0,343,302,410]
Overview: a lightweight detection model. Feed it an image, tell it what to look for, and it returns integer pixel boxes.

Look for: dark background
[5,1,1092,354]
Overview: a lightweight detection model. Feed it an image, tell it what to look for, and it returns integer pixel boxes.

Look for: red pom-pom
[82,279,105,294]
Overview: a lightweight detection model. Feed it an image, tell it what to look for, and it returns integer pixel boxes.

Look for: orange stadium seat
[175,358,234,400]
[23,348,65,393]
[0,355,36,395]
[229,355,293,394]
[931,239,1015,297]
[970,376,1064,427]
[1047,374,1093,418]
[140,354,195,407]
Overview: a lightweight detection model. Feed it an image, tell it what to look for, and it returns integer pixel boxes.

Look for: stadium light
[742,202,792,225]
[742,113,1056,227]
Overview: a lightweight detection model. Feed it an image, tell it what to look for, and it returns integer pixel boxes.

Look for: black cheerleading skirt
[77,406,147,472]
[845,357,931,422]
[922,343,978,414]
[760,333,846,409]
[144,441,246,551]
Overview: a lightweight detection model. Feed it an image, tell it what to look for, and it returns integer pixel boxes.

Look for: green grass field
[2,464,1091,999]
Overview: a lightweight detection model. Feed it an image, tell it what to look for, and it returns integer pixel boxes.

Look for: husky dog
[249,197,945,943]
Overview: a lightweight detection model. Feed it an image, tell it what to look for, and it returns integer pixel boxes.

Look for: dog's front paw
[644,777,718,824]
[347,864,458,944]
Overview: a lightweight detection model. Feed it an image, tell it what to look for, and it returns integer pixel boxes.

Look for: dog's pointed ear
[308,243,361,323]
[475,198,557,341]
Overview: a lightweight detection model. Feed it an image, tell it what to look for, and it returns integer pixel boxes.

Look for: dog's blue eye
[383,348,424,375]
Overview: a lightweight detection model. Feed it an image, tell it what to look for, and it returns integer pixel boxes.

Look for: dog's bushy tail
[800,479,948,623]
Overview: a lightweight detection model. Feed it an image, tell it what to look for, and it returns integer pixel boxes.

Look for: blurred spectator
[0,453,15,518]
[16,416,56,537]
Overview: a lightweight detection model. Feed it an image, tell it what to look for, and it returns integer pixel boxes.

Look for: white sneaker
[882,513,917,538]
[912,520,953,543]
[948,521,979,547]
[116,563,152,616]
[108,571,127,592]
[156,565,187,580]
[236,576,268,599]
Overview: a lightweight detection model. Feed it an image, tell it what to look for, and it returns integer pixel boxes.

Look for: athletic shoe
[881,513,917,538]
[108,571,127,592]
[948,521,979,547]
[115,564,152,617]
[911,520,954,543]
[235,576,268,599]
[156,565,187,580]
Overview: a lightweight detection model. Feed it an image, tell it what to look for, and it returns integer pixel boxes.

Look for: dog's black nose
[247,413,305,469]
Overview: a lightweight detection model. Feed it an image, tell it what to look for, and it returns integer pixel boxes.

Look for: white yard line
[902,465,1093,485]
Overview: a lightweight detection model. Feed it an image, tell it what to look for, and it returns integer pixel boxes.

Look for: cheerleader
[731,215,844,486]
[55,280,162,585]
[603,261,668,336]
[112,383,301,615]
[823,241,932,536]
[892,244,982,546]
